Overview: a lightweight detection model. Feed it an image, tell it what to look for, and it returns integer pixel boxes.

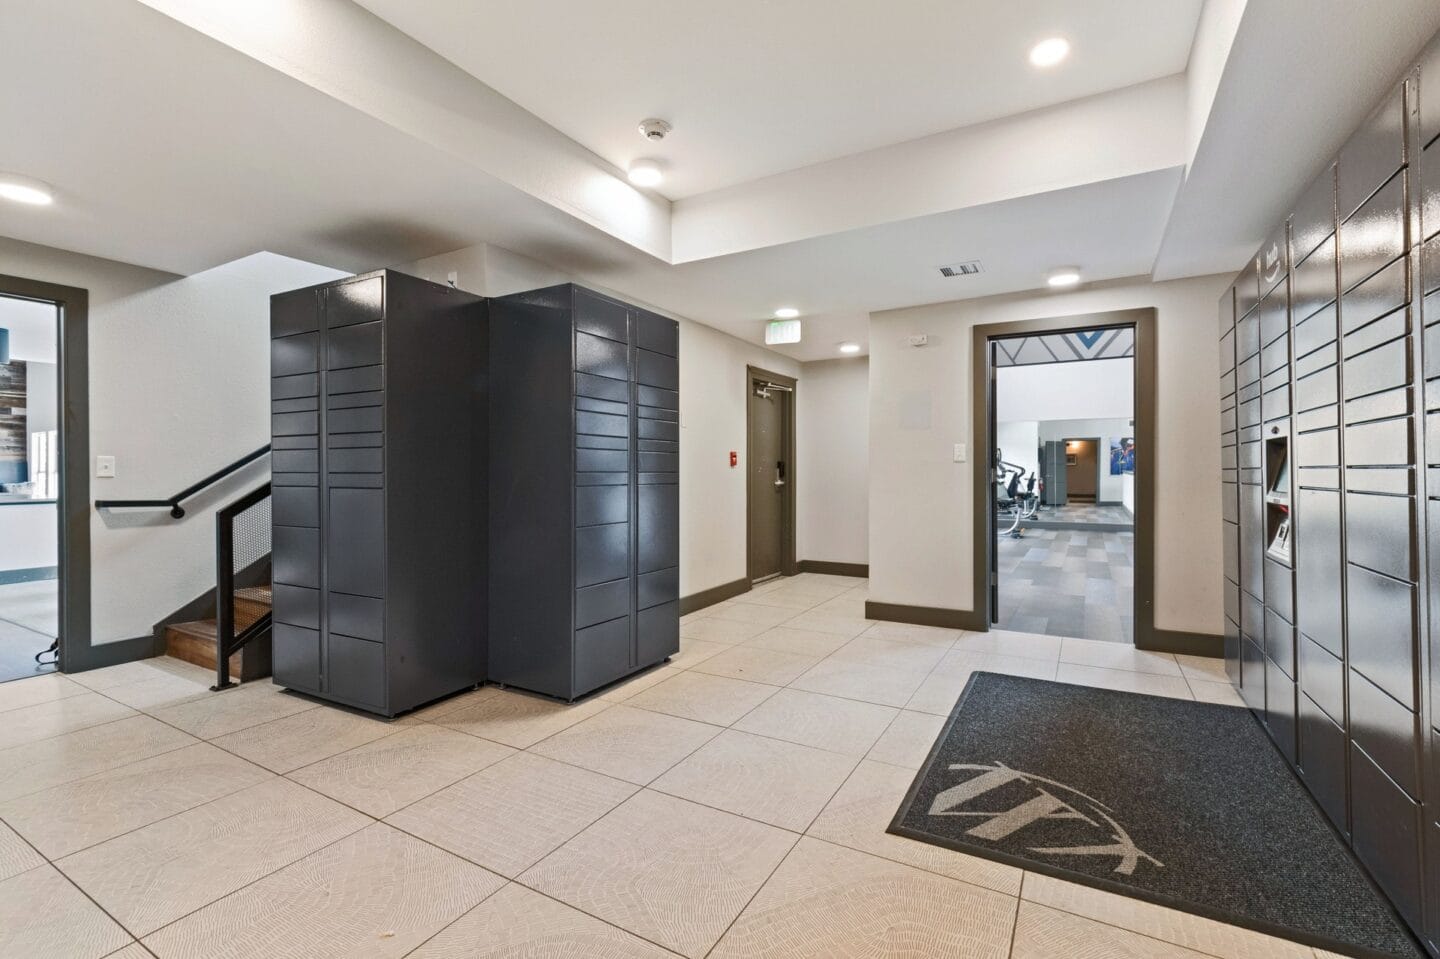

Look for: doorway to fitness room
[987,319,1140,644]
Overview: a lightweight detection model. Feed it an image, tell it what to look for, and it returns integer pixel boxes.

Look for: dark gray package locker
[1220,34,1440,953]
[487,284,680,701]
[269,269,487,717]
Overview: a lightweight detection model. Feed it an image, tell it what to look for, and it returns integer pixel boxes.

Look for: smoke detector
[639,118,672,141]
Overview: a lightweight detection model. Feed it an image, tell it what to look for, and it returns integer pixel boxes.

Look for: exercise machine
[994,457,1042,539]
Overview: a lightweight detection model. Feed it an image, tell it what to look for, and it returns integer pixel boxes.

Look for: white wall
[397,241,801,597]
[797,357,868,566]
[2,237,346,644]
[25,361,57,436]
[995,358,1133,422]
[994,420,1039,485]
[868,273,1230,635]
[0,504,56,573]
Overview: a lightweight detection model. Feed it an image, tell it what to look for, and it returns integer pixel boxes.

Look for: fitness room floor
[996,504,1136,644]
[0,572,1264,958]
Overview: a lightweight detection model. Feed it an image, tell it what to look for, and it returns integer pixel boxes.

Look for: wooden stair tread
[167,619,218,643]
[235,586,272,605]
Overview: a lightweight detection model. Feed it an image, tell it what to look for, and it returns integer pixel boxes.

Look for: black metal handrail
[213,482,272,690]
[95,445,270,519]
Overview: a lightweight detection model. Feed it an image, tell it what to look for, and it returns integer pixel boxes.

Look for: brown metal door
[748,379,786,581]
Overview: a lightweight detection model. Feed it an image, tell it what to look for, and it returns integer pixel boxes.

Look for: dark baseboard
[0,566,58,586]
[866,600,986,631]
[797,560,869,577]
[1141,629,1224,657]
[63,634,159,673]
[680,576,751,616]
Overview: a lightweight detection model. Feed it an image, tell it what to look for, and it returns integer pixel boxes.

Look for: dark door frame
[0,273,101,674]
[969,307,1202,653]
[745,365,797,583]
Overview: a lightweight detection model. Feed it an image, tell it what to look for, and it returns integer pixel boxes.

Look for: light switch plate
[96,455,116,478]
[953,443,966,463]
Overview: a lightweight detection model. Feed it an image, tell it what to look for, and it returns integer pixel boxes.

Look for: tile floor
[0,573,1331,958]
[997,528,1135,643]
[1027,503,1134,529]
[0,578,58,683]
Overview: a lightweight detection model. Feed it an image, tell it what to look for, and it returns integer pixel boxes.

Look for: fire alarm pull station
[730,451,738,467]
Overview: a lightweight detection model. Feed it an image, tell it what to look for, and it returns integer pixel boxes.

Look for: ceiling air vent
[939,260,983,278]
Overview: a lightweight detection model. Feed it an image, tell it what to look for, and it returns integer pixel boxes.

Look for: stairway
[164,585,273,682]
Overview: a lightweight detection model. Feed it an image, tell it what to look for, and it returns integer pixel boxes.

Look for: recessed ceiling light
[1029,37,1070,68]
[774,307,800,319]
[627,160,664,187]
[1047,268,1081,288]
[0,175,53,206]
[838,342,861,354]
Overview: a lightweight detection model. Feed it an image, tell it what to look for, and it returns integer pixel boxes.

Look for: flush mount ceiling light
[1029,37,1070,68]
[627,160,664,187]
[0,174,53,206]
[773,307,800,319]
[838,342,861,354]
[1047,267,1082,288]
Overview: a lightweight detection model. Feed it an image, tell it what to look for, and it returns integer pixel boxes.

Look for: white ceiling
[355,0,1202,199]
[0,296,58,365]
[2,0,1438,364]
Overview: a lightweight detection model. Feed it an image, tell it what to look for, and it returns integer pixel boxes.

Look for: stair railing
[214,483,272,690]
[96,445,270,519]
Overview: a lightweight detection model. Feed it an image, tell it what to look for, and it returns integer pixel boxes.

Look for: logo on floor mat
[927,762,1162,875]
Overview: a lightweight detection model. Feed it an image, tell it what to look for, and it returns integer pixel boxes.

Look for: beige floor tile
[388,752,637,877]
[651,730,857,832]
[1055,663,1194,700]
[788,657,926,708]
[667,636,730,670]
[597,665,684,702]
[860,621,962,648]
[733,688,896,756]
[707,602,800,628]
[66,657,201,692]
[0,692,135,751]
[829,636,947,674]
[0,672,87,713]
[288,723,514,817]
[0,820,43,882]
[211,703,410,773]
[709,837,1015,959]
[99,661,217,710]
[1189,679,1246,707]
[779,610,872,638]
[865,710,946,769]
[691,645,819,686]
[0,715,196,802]
[143,823,502,959]
[433,688,610,748]
[743,626,852,658]
[743,588,824,610]
[529,704,721,784]
[404,685,488,723]
[148,681,318,739]
[1012,900,1216,958]
[1022,873,1312,959]
[680,617,770,643]
[907,655,1056,716]
[57,777,369,937]
[0,864,132,959]
[410,882,674,958]
[521,790,796,959]
[952,629,1062,660]
[1175,653,1231,683]
[102,945,151,959]
[1060,637,1183,676]
[0,741,272,859]
[626,671,778,726]
[807,760,1021,895]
